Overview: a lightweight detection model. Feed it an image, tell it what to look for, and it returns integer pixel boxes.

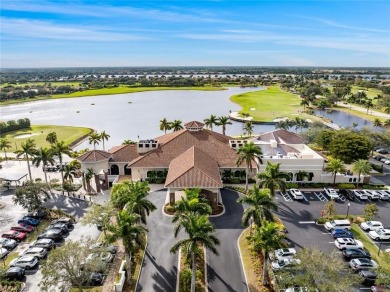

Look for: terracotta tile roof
[165,146,223,188]
[77,150,111,163]
[108,144,140,163]
[184,121,205,128]
[129,127,245,168]
[256,129,305,144]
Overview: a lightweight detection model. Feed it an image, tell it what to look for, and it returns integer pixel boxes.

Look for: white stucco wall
[80,161,109,175]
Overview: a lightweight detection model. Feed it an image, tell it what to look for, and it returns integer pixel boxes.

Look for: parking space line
[299,221,315,224]
[279,191,292,202]
[301,193,308,202]
[338,195,346,202]
[314,192,328,202]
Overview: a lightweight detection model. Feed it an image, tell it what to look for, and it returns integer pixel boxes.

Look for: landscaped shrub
[286,182,298,189]
[230,178,241,184]
[248,178,256,184]
[303,182,326,188]
[362,184,385,189]
[0,280,23,292]
[338,183,355,189]
[0,118,31,134]
[370,163,383,173]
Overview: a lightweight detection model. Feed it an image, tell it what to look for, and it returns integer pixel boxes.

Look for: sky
[1,0,389,68]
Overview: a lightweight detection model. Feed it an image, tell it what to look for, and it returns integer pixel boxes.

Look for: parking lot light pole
[346,202,351,218]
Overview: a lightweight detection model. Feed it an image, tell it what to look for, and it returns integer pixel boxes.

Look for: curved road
[136,188,247,292]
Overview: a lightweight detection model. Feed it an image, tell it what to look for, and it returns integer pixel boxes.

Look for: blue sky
[1,0,389,68]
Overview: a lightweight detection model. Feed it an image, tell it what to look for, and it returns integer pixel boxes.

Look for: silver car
[10,256,38,270]
[22,247,48,259]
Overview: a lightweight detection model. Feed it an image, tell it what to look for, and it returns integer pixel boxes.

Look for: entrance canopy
[0,173,27,182]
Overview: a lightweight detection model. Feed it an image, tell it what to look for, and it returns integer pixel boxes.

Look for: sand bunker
[14,133,40,139]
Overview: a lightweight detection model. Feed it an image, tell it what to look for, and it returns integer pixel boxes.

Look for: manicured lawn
[3,252,19,268]
[1,125,92,152]
[0,81,82,88]
[24,220,51,243]
[351,86,382,102]
[230,86,308,122]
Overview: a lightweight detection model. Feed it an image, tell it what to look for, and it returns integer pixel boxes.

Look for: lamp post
[346,202,351,218]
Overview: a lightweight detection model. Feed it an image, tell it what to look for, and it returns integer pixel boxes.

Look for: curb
[204,246,208,292]
[237,227,250,292]
[176,248,181,292]
[134,234,148,291]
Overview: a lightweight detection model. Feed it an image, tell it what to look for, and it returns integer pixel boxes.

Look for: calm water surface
[1,87,276,149]
[314,109,376,130]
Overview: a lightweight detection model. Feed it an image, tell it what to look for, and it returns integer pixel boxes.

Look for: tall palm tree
[100,131,110,151]
[217,116,232,135]
[325,158,347,185]
[171,120,183,132]
[171,213,219,292]
[45,132,57,145]
[63,164,77,183]
[0,138,12,160]
[236,142,263,191]
[247,221,286,285]
[88,133,101,150]
[106,210,147,285]
[300,99,309,110]
[295,170,309,185]
[275,120,289,130]
[365,99,374,114]
[14,138,37,181]
[172,188,212,224]
[237,185,278,231]
[159,118,171,134]
[257,161,290,197]
[243,121,254,137]
[352,160,372,188]
[85,168,95,193]
[51,140,72,193]
[203,114,218,131]
[32,147,55,184]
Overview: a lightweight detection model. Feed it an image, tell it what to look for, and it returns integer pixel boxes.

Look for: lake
[314,109,376,130]
[0,87,276,150]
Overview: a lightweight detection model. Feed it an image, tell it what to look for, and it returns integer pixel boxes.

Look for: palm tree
[203,114,218,131]
[88,133,101,150]
[352,160,372,188]
[172,188,212,224]
[122,139,135,145]
[373,119,383,128]
[236,142,263,191]
[275,120,289,130]
[295,170,309,185]
[247,221,286,285]
[0,138,12,160]
[365,99,374,114]
[32,147,55,184]
[257,161,290,197]
[237,185,278,231]
[171,120,183,132]
[159,118,171,134]
[14,138,37,181]
[85,168,95,193]
[45,132,57,145]
[63,164,77,183]
[51,141,72,193]
[325,158,347,185]
[243,121,254,137]
[106,210,147,285]
[217,116,232,135]
[300,99,309,110]
[100,131,110,151]
[171,213,220,292]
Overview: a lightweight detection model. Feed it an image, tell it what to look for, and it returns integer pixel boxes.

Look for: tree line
[0,118,31,134]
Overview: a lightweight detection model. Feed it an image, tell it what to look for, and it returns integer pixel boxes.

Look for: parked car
[45,223,69,235]
[37,229,63,242]
[349,258,378,271]
[359,270,377,286]
[374,155,386,161]
[51,217,74,228]
[368,229,390,241]
[271,258,301,270]
[378,190,390,201]
[363,190,380,200]
[22,247,49,259]
[18,216,40,226]
[273,248,297,261]
[324,219,351,231]
[0,238,18,250]
[335,238,364,250]
[9,256,38,270]
[89,242,118,254]
[353,190,368,200]
[30,239,55,250]
[342,248,371,260]
[0,247,10,260]
[11,224,35,233]
[377,149,389,154]
[324,188,340,200]
[4,267,25,281]
[290,189,304,200]
[1,230,27,242]
[338,189,355,200]
[331,229,354,239]
[360,221,383,232]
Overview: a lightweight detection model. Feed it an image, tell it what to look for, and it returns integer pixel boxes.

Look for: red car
[1,230,27,242]
[11,224,35,233]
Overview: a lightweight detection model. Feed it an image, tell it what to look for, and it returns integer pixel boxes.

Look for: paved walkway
[336,102,390,119]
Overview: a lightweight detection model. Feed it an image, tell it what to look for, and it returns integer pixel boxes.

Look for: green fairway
[1,125,92,151]
[351,86,382,102]
[230,86,307,122]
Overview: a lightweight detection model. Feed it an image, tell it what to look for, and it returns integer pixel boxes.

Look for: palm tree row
[275,117,309,133]
[203,114,232,135]
[88,130,110,150]
[159,118,184,133]
[170,188,219,292]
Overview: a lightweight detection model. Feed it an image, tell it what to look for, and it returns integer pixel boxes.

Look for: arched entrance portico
[110,164,119,175]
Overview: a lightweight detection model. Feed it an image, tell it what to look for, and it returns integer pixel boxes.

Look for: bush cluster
[0,118,31,134]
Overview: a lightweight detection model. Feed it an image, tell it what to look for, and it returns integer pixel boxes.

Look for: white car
[0,247,10,260]
[368,229,390,241]
[334,238,364,250]
[9,256,38,269]
[273,248,297,261]
[22,247,48,259]
[349,258,378,271]
[363,190,380,200]
[324,188,340,200]
[271,258,301,270]
[378,190,390,200]
[352,190,368,200]
[290,189,304,200]
[360,221,383,232]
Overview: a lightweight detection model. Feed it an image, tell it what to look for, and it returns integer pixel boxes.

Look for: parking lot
[274,189,390,291]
